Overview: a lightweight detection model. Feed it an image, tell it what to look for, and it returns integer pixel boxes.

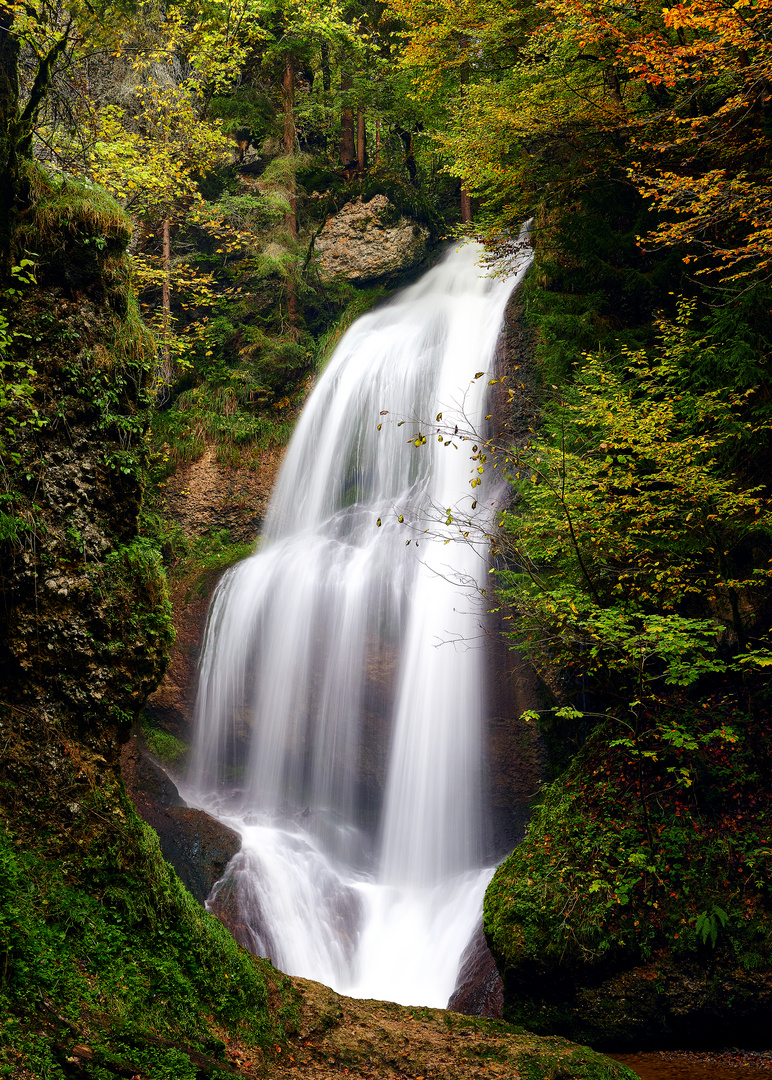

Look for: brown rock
[146,444,286,742]
[121,735,184,811]
[159,445,284,545]
[448,923,504,1018]
[121,735,240,904]
[315,195,430,284]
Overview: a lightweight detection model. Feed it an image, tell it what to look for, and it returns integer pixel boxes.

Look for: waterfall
[186,237,532,1007]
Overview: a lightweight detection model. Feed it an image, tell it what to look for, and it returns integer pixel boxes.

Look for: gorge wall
[0,173,172,840]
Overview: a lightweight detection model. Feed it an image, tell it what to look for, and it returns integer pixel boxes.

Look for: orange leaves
[385,0,772,286]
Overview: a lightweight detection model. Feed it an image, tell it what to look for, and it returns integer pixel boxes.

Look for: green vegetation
[1,0,772,1057]
[488,694,772,971]
[493,304,771,738]
[484,678,772,1043]
[0,802,296,1078]
[141,716,189,768]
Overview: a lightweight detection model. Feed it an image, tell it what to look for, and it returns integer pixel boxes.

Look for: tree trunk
[605,65,623,109]
[397,127,418,187]
[161,216,171,380]
[0,5,20,273]
[321,41,331,94]
[340,74,355,167]
[460,187,472,223]
[0,14,70,271]
[283,54,298,324]
[283,54,297,236]
[357,107,366,178]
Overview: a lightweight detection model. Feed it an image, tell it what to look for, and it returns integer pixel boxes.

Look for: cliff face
[0,173,172,844]
[0,172,288,1074]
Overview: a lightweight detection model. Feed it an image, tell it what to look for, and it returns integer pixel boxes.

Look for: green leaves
[0,257,46,459]
[695,906,729,949]
[495,305,771,795]
[498,305,770,669]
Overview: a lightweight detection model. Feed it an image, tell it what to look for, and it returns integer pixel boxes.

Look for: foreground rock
[315,194,430,283]
[214,975,636,1080]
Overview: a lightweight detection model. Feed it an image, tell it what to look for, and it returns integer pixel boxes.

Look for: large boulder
[314,195,430,283]
[484,708,772,1049]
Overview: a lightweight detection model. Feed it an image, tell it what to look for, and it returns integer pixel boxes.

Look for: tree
[0,0,77,268]
[385,0,772,292]
[490,305,771,682]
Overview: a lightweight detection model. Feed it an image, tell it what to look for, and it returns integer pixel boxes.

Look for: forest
[0,0,771,1073]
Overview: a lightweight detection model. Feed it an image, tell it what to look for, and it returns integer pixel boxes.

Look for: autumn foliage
[387,0,772,289]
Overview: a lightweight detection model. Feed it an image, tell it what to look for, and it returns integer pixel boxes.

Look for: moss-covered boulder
[484,697,772,1049]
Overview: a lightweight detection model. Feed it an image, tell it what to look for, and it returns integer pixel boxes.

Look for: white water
[187,238,532,1007]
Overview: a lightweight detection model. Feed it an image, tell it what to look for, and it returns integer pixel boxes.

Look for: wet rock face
[121,735,241,904]
[0,182,172,841]
[448,924,504,1019]
[207,845,363,965]
[493,952,772,1051]
[315,195,430,284]
[141,802,240,906]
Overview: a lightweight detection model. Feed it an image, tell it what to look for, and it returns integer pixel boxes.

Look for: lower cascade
[186,238,532,1007]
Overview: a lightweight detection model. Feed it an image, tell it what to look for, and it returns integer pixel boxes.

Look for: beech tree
[0,0,79,268]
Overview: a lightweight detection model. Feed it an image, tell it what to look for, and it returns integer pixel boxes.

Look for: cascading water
[186,237,532,1008]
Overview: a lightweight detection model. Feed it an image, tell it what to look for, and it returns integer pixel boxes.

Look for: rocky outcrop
[0,175,173,846]
[315,195,430,283]
[146,444,286,740]
[157,444,284,545]
[145,570,222,741]
[121,734,241,904]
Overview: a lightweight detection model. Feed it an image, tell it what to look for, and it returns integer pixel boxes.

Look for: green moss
[185,529,255,573]
[96,537,176,652]
[22,167,132,253]
[0,802,296,1077]
[141,717,189,768]
[484,686,772,1044]
[149,383,295,476]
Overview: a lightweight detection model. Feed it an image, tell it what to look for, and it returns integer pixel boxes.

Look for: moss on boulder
[484,697,772,1048]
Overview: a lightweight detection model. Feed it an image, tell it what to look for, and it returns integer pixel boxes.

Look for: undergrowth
[150,383,296,476]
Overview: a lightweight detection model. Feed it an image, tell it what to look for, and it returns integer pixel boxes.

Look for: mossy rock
[484,708,772,1048]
